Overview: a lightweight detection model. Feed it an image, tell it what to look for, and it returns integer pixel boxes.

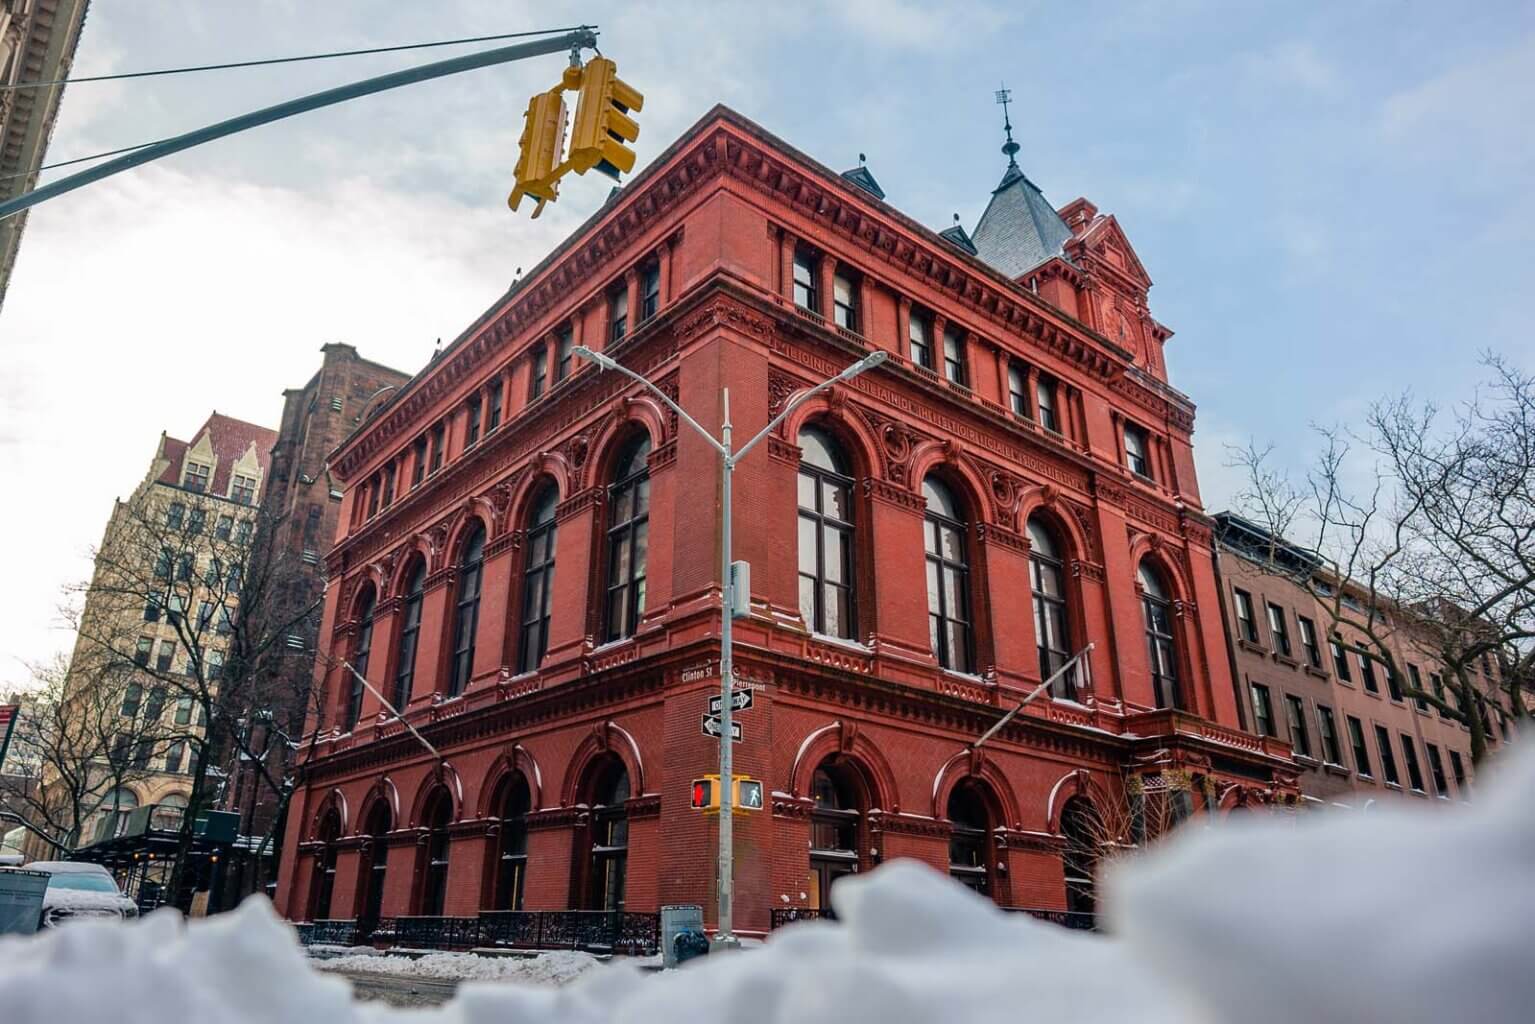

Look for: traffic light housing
[690,775,762,812]
[508,86,568,218]
[567,57,644,180]
[734,777,764,811]
[691,776,719,810]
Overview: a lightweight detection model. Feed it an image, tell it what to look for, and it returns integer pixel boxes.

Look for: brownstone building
[1213,513,1517,808]
[275,106,1299,943]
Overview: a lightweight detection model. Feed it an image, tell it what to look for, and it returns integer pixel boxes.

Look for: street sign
[708,688,754,716]
[700,714,742,742]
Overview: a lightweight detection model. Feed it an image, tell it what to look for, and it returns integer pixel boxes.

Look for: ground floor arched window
[491,773,530,911]
[584,757,630,911]
[357,801,392,929]
[1061,797,1100,916]
[308,809,342,920]
[946,781,994,896]
[416,790,453,916]
[809,756,867,915]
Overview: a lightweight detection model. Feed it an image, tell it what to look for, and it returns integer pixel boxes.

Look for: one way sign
[708,688,754,716]
[700,714,743,742]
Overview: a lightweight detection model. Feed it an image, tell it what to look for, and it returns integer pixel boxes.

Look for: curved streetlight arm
[572,346,727,456]
[731,350,887,465]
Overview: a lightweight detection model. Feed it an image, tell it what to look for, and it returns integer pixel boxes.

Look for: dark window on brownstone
[518,486,558,674]
[380,464,395,509]
[448,522,485,697]
[793,247,820,313]
[1358,653,1379,693]
[1250,682,1276,737]
[393,559,426,709]
[1140,562,1181,710]
[1284,693,1311,757]
[1298,616,1322,668]
[605,435,651,642]
[493,774,531,911]
[1385,661,1404,702]
[1331,640,1352,681]
[1124,423,1151,479]
[1425,743,1447,796]
[486,379,503,433]
[556,326,574,382]
[942,326,966,386]
[412,436,428,488]
[1449,749,1466,793]
[640,262,661,322]
[1408,664,1428,712]
[609,285,628,342]
[466,396,482,448]
[1401,733,1425,791]
[1347,715,1371,777]
[908,309,934,369]
[924,476,972,674]
[833,269,859,331]
[1374,724,1400,785]
[529,344,548,401]
[1317,704,1343,765]
[1233,589,1259,644]
[1267,603,1291,658]
[797,426,855,640]
[418,791,453,916]
[586,758,630,911]
[1036,376,1060,433]
[429,423,445,474]
[1007,363,1028,417]
[346,588,375,731]
[946,783,992,896]
[1030,516,1075,699]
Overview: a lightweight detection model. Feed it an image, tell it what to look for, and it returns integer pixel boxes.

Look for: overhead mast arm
[0,27,599,223]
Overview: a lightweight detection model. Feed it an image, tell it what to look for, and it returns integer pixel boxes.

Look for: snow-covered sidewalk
[314,948,599,986]
[2,744,1532,1023]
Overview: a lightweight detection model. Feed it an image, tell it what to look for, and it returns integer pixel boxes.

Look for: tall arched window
[345,587,376,730]
[809,757,864,916]
[1139,562,1181,710]
[1028,517,1075,699]
[417,790,453,916]
[309,808,342,920]
[1061,797,1100,917]
[946,782,993,896]
[492,774,531,911]
[518,487,558,674]
[448,523,486,696]
[586,757,630,910]
[393,559,427,710]
[923,476,972,673]
[797,426,855,639]
[357,801,392,931]
[605,435,651,642]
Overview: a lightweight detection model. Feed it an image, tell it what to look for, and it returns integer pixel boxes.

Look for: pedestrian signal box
[690,775,763,812]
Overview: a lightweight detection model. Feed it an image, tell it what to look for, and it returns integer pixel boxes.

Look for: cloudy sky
[2,1,1531,689]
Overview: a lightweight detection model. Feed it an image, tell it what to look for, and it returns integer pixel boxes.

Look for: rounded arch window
[417,789,454,916]
[393,558,428,709]
[1139,561,1181,710]
[358,799,392,929]
[809,757,866,915]
[309,806,341,920]
[1061,797,1100,917]
[345,585,376,730]
[492,773,531,911]
[1027,515,1076,699]
[519,484,559,674]
[448,522,486,696]
[923,476,972,673]
[797,425,856,639]
[605,434,652,642]
[946,781,993,895]
[151,792,189,833]
[586,757,631,911]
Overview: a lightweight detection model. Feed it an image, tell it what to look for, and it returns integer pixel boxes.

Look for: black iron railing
[481,909,659,955]
[1003,906,1097,931]
[370,915,484,949]
[302,919,362,946]
[770,907,835,929]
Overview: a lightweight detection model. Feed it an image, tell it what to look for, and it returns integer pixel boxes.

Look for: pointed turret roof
[971,163,1074,280]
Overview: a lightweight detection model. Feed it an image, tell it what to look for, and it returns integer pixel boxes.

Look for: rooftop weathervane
[995,85,1020,169]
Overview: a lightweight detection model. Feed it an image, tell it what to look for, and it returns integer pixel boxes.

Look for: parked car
[25,862,137,928]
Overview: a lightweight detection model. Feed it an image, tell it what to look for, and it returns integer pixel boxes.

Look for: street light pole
[574,344,885,945]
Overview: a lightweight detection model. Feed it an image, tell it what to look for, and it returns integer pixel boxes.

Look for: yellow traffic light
[508,86,569,218]
[568,57,644,181]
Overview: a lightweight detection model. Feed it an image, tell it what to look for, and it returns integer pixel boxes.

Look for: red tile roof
[155,412,278,499]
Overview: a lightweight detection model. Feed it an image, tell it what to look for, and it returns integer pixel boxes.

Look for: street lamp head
[571,345,616,371]
[837,349,888,381]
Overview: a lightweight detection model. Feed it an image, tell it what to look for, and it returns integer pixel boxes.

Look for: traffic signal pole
[0,27,599,223]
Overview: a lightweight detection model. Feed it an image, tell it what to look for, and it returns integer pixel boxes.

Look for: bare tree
[68,485,321,903]
[1229,355,1534,764]
[0,654,165,856]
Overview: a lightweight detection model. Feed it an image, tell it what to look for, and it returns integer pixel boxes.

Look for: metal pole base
[710,933,743,953]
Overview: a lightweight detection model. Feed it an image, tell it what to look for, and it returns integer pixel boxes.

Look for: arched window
[604,435,651,642]
[518,486,559,674]
[809,758,865,916]
[345,587,376,730]
[448,523,486,696]
[1028,517,1076,699]
[96,788,138,841]
[586,757,630,910]
[923,476,972,673]
[491,774,531,911]
[1139,562,1181,710]
[1061,797,1100,917]
[417,790,453,916]
[393,559,427,710]
[797,426,855,639]
[946,782,992,896]
[151,792,189,833]
[309,808,342,920]
[357,801,392,930]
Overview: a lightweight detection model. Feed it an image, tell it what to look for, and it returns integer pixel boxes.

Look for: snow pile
[317,949,599,985]
[2,745,1532,1024]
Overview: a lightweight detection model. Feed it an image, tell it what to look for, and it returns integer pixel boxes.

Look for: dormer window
[231,473,257,504]
[183,461,210,493]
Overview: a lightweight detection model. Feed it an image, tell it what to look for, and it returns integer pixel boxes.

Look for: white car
[26,862,138,928]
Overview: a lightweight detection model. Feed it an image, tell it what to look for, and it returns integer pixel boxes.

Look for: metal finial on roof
[859,152,867,165]
[995,85,1020,169]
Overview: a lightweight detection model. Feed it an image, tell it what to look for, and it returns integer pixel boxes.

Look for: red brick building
[275,107,1298,939]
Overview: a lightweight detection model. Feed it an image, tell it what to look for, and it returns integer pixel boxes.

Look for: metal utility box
[0,869,50,935]
[660,904,705,968]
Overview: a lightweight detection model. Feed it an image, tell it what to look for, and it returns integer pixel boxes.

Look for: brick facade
[275,107,1298,936]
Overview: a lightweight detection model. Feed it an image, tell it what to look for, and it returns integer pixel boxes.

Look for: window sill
[810,632,872,653]
[1362,689,1382,700]
[1383,782,1403,792]
[1271,652,1300,669]
[1303,665,1330,680]
[1237,638,1267,656]
[1293,754,1321,768]
[1322,762,1350,777]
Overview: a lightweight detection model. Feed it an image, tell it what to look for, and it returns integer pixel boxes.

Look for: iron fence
[770,907,835,929]
[1003,906,1097,931]
[481,909,659,955]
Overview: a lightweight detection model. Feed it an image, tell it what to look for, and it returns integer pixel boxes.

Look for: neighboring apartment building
[0,0,91,312]
[60,412,276,849]
[274,106,1298,939]
[218,344,408,895]
[1214,512,1517,808]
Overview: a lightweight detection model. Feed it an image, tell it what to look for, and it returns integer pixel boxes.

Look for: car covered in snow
[26,862,137,928]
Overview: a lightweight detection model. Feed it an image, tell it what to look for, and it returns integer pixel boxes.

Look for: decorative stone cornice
[626,793,662,820]
[526,807,585,831]
[863,477,925,514]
